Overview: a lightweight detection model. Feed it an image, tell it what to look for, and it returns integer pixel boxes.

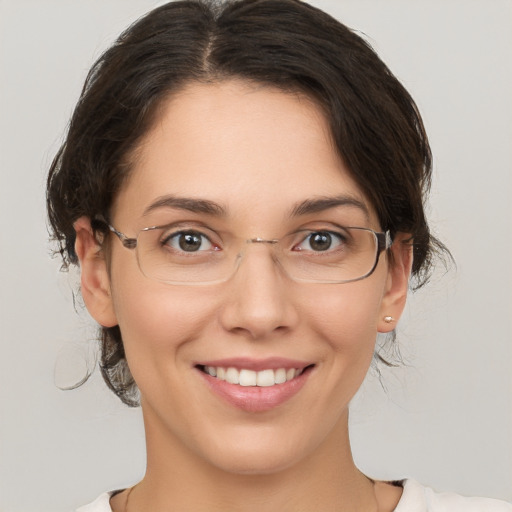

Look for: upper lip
[194,357,313,372]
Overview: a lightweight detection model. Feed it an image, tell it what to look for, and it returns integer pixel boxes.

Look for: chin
[195,426,318,476]
[208,449,303,476]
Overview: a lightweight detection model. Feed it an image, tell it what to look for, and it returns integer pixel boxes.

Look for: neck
[120,406,378,512]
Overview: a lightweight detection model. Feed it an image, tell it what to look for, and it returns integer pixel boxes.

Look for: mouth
[196,365,312,387]
[195,361,315,412]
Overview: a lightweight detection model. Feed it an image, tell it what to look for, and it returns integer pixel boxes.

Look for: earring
[383,316,394,323]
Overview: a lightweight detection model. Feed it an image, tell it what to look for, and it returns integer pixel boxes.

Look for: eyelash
[160,230,218,252]
[293,230,348,252]
[158,227,350,254]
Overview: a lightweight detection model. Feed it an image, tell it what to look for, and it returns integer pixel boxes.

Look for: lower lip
[197,367,312,413]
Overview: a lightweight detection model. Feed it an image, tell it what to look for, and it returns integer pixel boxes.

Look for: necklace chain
[122,479,381,511]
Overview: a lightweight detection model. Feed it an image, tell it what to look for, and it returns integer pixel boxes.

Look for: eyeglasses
[97,219,391,285]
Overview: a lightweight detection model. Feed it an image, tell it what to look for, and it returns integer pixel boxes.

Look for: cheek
[300,277,385,407]
[114,287,215,350]
[304,279,384,352]
[108,252,220,379]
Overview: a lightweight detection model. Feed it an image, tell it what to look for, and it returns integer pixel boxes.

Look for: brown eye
[163,231,214,252]
[179,233,203,251]
[293,230,347,253]
[309,232,332,251]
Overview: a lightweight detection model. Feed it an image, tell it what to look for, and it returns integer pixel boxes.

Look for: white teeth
[274,368,287,384]
[203,366,306,386]
[256,369,275,387]
[225,367,240,384]
[239,369,257,386]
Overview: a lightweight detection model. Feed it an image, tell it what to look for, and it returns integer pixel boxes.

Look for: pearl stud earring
[383,316,394,323]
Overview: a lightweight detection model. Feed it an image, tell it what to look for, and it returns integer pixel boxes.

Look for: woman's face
[80,80,410,474]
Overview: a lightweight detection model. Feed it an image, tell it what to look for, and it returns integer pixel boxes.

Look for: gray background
[0,0,511,510]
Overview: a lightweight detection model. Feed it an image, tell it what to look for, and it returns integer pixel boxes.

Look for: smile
[198,366,305,387]
[196,360,314,412]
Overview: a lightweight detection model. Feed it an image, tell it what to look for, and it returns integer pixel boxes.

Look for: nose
[218,242,299,340]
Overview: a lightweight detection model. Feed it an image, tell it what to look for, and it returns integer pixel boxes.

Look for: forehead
[113,80,376,227]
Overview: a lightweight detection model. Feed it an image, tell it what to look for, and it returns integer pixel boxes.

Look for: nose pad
[231,239,285,280]
[218,241,298,340]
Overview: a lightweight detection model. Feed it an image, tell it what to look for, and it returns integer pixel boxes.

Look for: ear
[378,233,413,333]
[74,217,118,327]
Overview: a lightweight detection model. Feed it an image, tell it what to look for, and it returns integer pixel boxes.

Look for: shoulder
[395,479,512,512]
[75,491,115,512]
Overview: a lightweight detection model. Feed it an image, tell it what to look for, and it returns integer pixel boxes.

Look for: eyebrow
[142,193,369,220]
[143,195,227,217]
[290,195,370,219]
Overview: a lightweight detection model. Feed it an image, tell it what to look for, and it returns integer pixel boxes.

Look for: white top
[76,479,512,511]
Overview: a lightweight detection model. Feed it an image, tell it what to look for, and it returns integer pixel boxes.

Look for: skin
[75,80,412,511]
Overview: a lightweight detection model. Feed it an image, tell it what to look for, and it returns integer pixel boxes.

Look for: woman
[46,0,511,510]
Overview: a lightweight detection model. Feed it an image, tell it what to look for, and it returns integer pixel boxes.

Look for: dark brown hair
[47,0,448,406]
